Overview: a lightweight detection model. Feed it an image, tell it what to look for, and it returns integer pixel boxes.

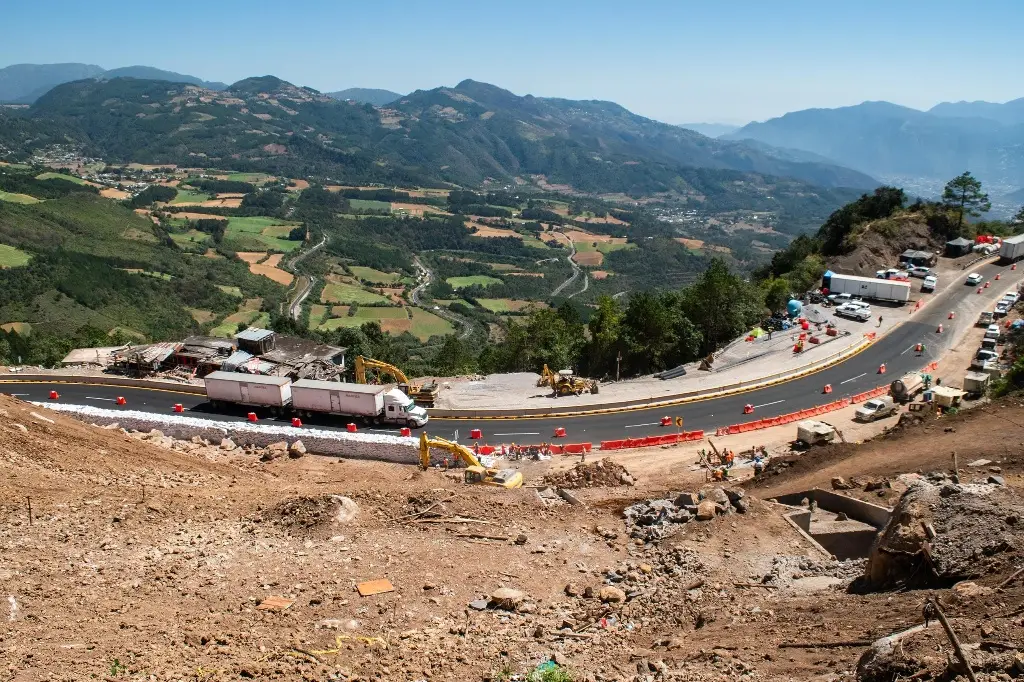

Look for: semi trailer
[201,372,428,427]
[822,271,910,303]
[1000,234,1024,263]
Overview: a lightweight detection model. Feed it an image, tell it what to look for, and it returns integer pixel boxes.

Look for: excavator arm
[418,433,523,488]
[418,432,482,469]
[355,355,410,385]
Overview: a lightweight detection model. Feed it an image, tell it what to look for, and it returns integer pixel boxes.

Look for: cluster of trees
[126,184,177,208]
[0,170,98,200]
[188,178,255,194]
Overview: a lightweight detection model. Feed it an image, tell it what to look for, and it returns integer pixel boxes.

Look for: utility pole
[616,351,621,382]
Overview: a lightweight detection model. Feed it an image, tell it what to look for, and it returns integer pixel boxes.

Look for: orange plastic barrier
[601,440,624,450]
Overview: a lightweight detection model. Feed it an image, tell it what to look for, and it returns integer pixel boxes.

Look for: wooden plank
[357,579,395,596]
[256,595,295,611]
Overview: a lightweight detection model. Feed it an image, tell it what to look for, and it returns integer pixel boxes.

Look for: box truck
[822,271,910,303]
[291,379,428,427]
[1000,234,1024,263]
[204,371,292,410]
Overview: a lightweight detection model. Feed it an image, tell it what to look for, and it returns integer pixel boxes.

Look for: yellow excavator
[418,432,523,489]
[354,355,440,407]
[537,364,599,397]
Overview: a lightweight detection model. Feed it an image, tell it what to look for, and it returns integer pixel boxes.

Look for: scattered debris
[356,579,395,597]
[543,458,634,489]
[624,487,748,541]
[256,595,295,611]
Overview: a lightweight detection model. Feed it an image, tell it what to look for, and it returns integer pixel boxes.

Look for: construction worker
[443,456,449,469]
[753,454,765,477]
[724,450,735,468]
[500,443,507,457]
[878,315,883,327]
[473,441,480,456]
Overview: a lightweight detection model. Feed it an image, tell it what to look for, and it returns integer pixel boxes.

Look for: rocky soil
[2,393,1024,681]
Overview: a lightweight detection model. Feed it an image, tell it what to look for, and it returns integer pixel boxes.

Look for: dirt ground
[4,381,1024,681]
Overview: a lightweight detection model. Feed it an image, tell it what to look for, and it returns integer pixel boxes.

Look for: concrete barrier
[1,373,206,395]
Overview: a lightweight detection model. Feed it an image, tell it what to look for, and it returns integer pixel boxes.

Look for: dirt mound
[257,494,360,531]
[863,476,1024,589]
[543,458,634,488]
[830,213,939,277]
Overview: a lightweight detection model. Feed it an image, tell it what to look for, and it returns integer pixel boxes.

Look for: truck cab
[383,388,429,427]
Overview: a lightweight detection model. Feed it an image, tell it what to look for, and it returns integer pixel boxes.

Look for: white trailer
[291,380,428,427]
[1000,234,1024,263]
[823,272,910,303]
[204,371,292,409]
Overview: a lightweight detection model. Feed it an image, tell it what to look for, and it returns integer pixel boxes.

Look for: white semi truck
[822,271,910,303]
[291,379,428,427]
[1000,234,1024,263]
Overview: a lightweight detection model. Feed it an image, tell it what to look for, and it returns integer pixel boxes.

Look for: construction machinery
[418,433,523,489]
[539,366,599,397]
[354,355,440,407]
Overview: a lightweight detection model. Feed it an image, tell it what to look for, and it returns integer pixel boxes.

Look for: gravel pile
[543,458,635,489]
[624,487,749,542]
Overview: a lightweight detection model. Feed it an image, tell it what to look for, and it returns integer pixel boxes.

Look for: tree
[942,171,991,236]
[1014,206,1024,227]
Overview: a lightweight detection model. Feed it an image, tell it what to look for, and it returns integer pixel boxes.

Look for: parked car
[978,311,995,326]
[835,303,872,321]
[908,266,931,278]
[855,396,899,422]
[966,273,983,285]
[1002,292,1019,306]
[827,292,853,304]
[995,302,1010,318]
[985,324,1001,340]
[971,348,999,370]
[921,275,937,292]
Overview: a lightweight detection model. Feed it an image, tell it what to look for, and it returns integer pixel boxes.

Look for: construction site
[3,366,1024,681]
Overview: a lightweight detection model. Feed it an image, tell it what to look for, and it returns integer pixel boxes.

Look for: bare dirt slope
[2,393,1023,681]
[829,213,939,276]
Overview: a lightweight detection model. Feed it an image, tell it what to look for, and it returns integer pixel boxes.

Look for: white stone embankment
[37,403,420,464]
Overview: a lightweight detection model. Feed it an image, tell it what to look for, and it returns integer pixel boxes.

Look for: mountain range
[0,63,226,103]
[327,87,403,106]
[2,75,876,198]
[726,98,1024,195]
[677,123,741,138]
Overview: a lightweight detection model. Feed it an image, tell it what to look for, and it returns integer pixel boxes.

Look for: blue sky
[2,0,1021,124]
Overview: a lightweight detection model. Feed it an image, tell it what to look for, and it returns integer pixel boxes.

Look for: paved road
[550,232,585,299]
[2,259,1016,445]
[287,234,327,320]
[412,256,474,339]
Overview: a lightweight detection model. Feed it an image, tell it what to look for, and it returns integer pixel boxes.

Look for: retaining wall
[38,403,420,464]
[2,373,206,395]
[773,488,893,528]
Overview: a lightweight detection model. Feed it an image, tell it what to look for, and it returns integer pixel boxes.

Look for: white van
[921,275,937,292]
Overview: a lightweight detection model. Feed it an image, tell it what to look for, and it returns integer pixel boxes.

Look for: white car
[827,292,853,304]
[1002,292,1019,306]
[835,303,871,321]
[921,275,937,292]
[985,324,1001,340]
[966,273,983,285]
[995,302,1010,317]
[908,266,931,278]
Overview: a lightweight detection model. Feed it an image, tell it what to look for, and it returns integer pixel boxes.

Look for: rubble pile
[863,474,1024,589]
[624,487,749,541]
[543,458,635,489]
[123,428,306,464]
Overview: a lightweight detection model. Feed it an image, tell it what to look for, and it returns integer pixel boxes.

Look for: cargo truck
[290,379,428,427]
[999,234,1024,263]
[889,372,928,403]
[204,371,292,411]
[822,271,910,303]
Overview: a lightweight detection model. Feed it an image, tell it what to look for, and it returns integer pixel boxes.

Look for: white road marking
[753,400,785,409]
[8,393,28,396]
[900,345,917,356]
[86,396,116,402]
[840,372,867,384]
[624,423,660,429]
[493,432,541,436]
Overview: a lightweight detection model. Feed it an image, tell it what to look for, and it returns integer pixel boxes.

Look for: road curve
[2,258,1016,445]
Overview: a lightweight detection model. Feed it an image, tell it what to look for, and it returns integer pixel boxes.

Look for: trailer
[291,379,428,427]
[999,234,1024,263]
[890,372,927,403]
[962,371,990,398]
[822,271,910,303]
[204,371,292,409]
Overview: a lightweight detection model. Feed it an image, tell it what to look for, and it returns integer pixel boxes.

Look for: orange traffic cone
[878,363,886,374]
[948,312,954,319]
[823,384,832,394]
[936,324,943,333]
[743,404,754,414]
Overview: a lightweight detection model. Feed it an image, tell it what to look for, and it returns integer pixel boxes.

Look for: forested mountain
[0,62,223,103]
[327,87,402,106]
[18,76,875,196]
[726,100,1024,191]
[676,123,740,138]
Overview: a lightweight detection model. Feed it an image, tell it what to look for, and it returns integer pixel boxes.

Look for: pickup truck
[978,311,995,326]
[855,396,899,422]
[971,349,999,370]
[835,303,872,321]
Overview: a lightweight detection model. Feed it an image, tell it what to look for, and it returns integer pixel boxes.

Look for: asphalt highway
[1,258,1016,445]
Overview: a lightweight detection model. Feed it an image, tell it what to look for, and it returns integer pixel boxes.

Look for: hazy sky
[3,0,1022,124]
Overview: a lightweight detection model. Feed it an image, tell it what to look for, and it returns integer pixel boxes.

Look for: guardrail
[0,373,207,395]
[431,334,875,419]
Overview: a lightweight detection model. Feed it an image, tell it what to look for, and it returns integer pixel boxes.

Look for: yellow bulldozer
[537,364,599,397]
[354,355,440,407]
[418,433,523,488]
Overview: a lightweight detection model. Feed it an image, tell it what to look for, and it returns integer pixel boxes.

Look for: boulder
[598,586,626,604]
[988,475,1006,486]
[219,438,236,451]
[489,587,526,611]
[724,488,745,504]
[831,476,856,490]
[331,496,360,524]
[674,492,698,508]
[706,487,729,505]
[696,499,717,521]
[267,441,288,453]
[288,440,307,458]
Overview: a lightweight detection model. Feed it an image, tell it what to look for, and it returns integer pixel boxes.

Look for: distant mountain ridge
[13,75,875,203]
[676,122,740,138]
[327,87,402,106]
[0,62,225,103]
[725,98,1024,193]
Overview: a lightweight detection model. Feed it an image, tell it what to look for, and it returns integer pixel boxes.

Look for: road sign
[675,417,684,428]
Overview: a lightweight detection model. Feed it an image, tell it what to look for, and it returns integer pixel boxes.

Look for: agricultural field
[316,305,453,340]
[99,187,130,200]
[432,299,474,309]
[211,298,267,337]
[222,172,273,184]
[170,190,212,205]
[349,266,401,284]
[321,281,390,305]
[0,244,33,268]
[225,216,302,252]
[185,308,217,324]
[446,275,502,289]
[596,241,635,254]
[0,191,42,204]
[216,285,243,298]
[405,308,454,339]
[168,230,210,251]
[0,322,31,336]
[476,299,548,313]
[349,199,391,212]
[246,253,293,286]
[34,172,91,186]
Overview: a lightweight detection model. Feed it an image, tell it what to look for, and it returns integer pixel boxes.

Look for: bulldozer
[539,365,599,397]
[354,355,440,407]
[418,433,523,489]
